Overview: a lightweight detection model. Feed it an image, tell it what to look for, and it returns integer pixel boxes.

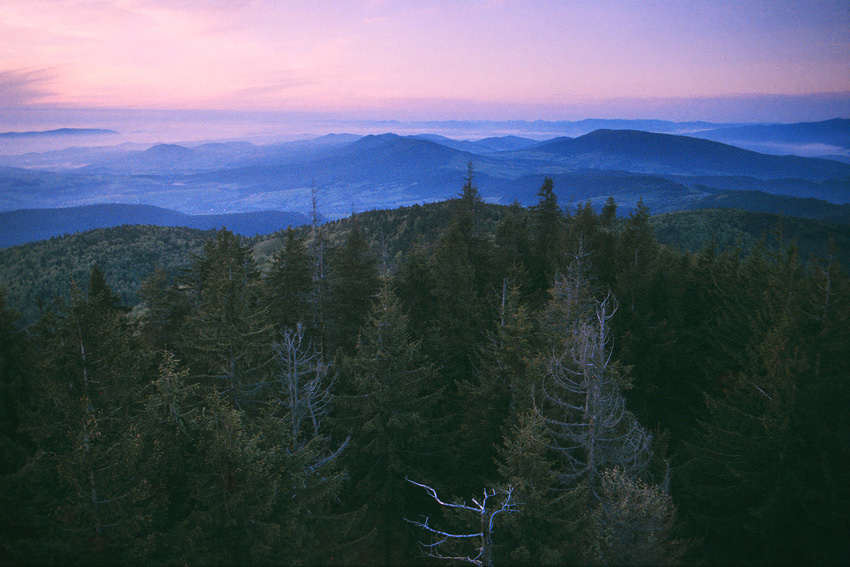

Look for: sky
[2,0,850,125]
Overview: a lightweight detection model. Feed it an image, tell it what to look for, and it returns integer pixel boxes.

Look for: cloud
[0,68,58,107]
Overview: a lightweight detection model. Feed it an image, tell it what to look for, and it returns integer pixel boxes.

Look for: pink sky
[2,0,849,122]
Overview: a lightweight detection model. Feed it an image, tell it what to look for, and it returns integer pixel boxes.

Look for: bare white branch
[406,479,518,567]
[538,272,652,489]
[273,322,335,446]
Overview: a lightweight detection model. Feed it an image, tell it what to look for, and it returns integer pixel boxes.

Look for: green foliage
[678,244,850,565]
[588,467,685,566]
[459,279,536,483]
[0,225,213,324]
[497,410,589,566]
[0,288,30,473]
[652,208,850,267]
[9,278,150,565]
[3,187,850,566]
[136,267,192,352]
[325,222,381,355]
[179,389,280,565]
[263,228,313,333]
[179,229,275,407]
[529,176,566,302]
[335,285,441,563]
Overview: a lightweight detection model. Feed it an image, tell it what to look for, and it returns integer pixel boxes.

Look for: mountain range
[0,127,120,139]
[1,118,848,247]
[690,118,850,159]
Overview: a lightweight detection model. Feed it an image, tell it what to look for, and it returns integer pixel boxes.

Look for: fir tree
[137,267,191,353]
[16,276,147,565]
[680,244,812,565]
[336,284,440,565]
[459,278,536,485]
[325,221,380,356]
[588,467,685,566]
[179,389,280,565]
[529,177,565,301]
[0,288,30,472]
[497,409,589,565]
[125,351,199,563]
[494,201,533,293]
[394,238,438,342]
[181,229,274,411]
[263,228,314,335]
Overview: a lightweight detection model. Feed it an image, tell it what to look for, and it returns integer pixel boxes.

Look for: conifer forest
[2,175,849,566]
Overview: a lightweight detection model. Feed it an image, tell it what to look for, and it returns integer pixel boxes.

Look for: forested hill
[651,208,850,264]
[2,199,849,325]
[0,204,310,248]
[0,224,213,323]
[1,185,849,565]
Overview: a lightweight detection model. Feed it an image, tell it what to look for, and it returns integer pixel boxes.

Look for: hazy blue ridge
[693,118,850,148]
[529,129,850,179]
[3,124,850,222]
[0,204,309,248]
[0,128,119,138]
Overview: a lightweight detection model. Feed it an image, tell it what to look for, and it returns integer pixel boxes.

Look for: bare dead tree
[405,479,518,567]
[272,322,334,447]
[542,241,596,343]
[539,289,652,491]
[309,185,327,352]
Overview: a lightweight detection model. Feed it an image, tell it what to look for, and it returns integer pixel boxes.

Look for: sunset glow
[2,0,849,121]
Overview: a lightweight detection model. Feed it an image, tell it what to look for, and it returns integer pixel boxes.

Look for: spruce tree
[497,409,589,566]
[614,198,659,314]
[179,389,280,565]
[459,279,535,486]
[529,177,565,302]
[394,238,438,341]
[180,229,274,411]
[17,273,147,565]
[794,246,850,564]
[680,244,812,565]
[138,267,191,353]
[538,288,652,490]
[0,288,30,472]
[257,338,347,565]
[494,201,533,293]
[325,221,380,356]
[0,289,34,563]
[588,467,685,565]
[429,216,480,383]
[335,284,440,565]
[264,228,314,335]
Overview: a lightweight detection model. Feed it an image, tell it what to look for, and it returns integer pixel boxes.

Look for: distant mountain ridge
[410,133,538,153]
[0,204,309,248]
[529,129,850,179]
[695,118,850,149]
[0,128,119,138]
[2,122,850,223]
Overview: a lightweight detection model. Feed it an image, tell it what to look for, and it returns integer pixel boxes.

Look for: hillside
[651,208,850,266]
[492,170,850,219]
[530,129,850,178]
[5,199,849,326]
[3,192,850,566]
[0,224,214,322]
[0,127,119,139]
[251,200,508,271]
[0,204,309,248]
[692,118,850,155]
